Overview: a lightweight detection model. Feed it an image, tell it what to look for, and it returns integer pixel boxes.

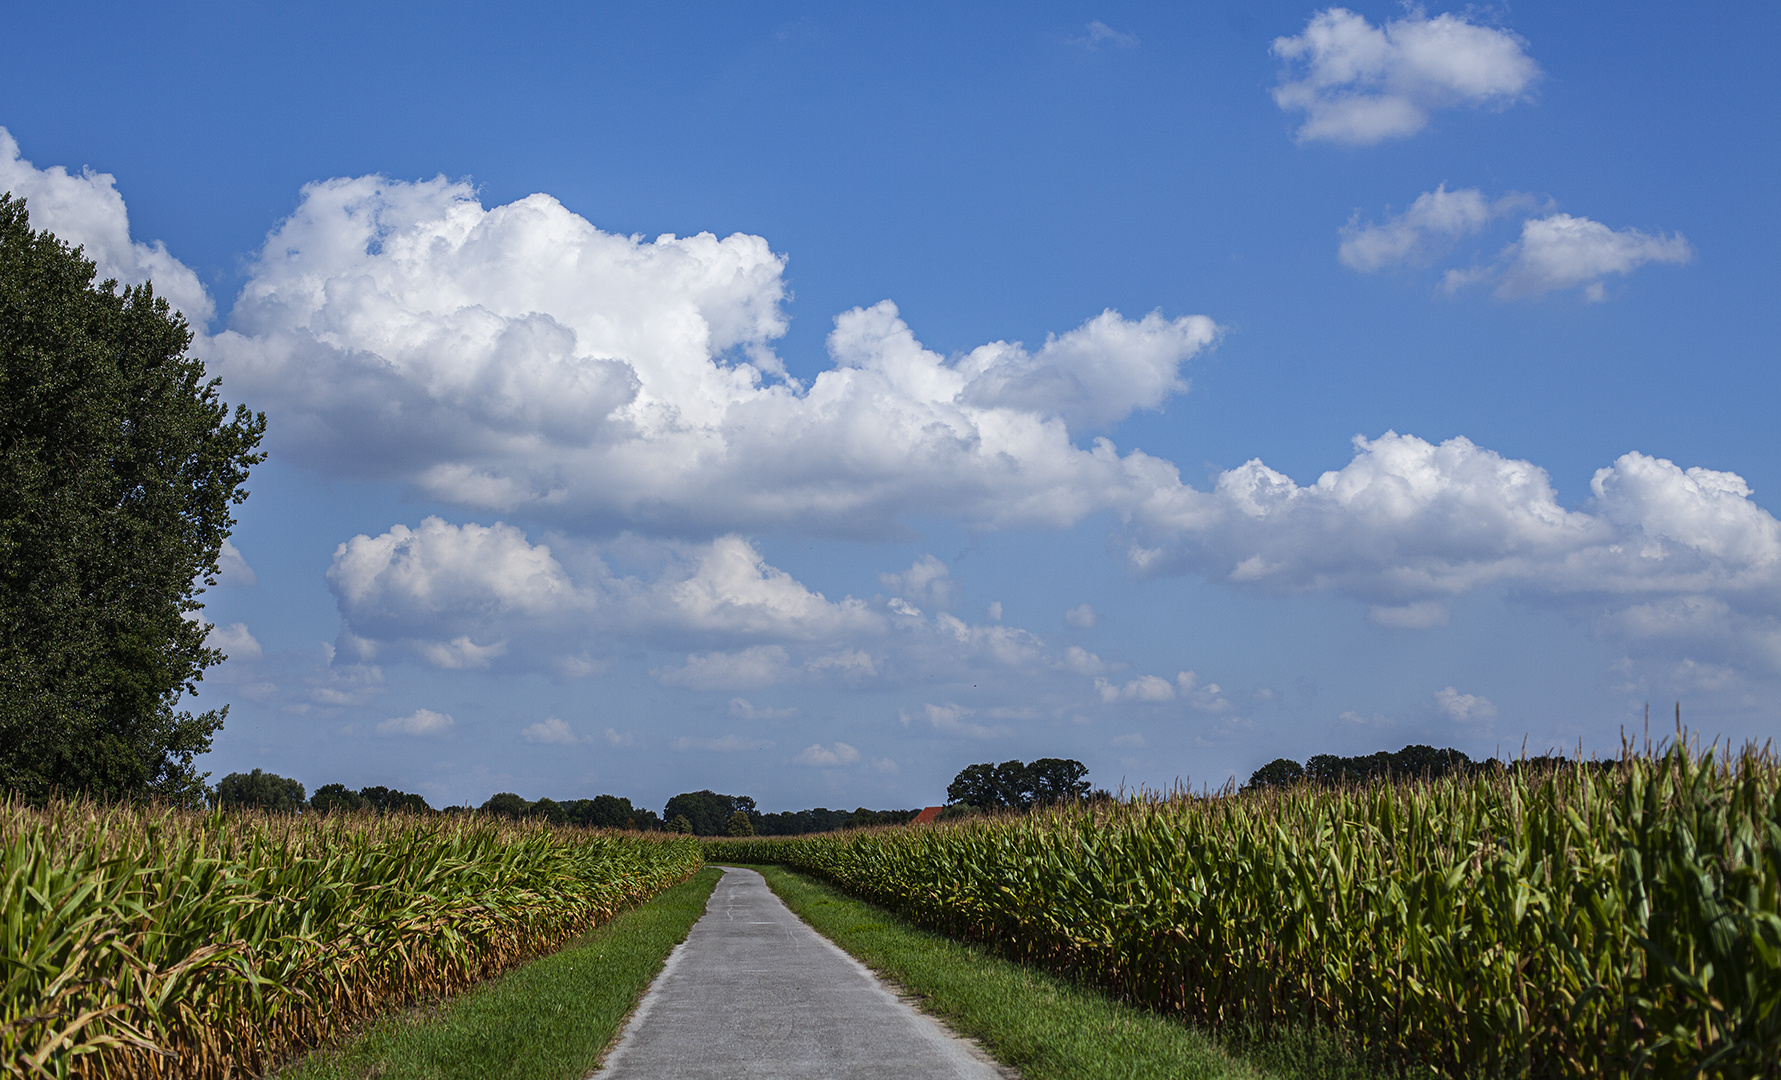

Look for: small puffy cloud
[792,742,861,767]
[871,757,900,774]
[1344,189,1691,301]
[1339,185,1527,271]
[1070,20,1139,49]
[1434,686,1497,726]
[1176,670,1233,712]
[986,601,1002,621]
[1272,7,1539,145]
[729,697,798,720]
[1111,732,1147,748]
[1097,674,1176,703]
[604,727,635,746]
[0,128,213,326]
[880,555,955,610]
[377,708,454,736]
[669,734,774,752]
[205,621,262,659]
[521,716,587,744]
[1064,604,1098,629]
[1491,214,1694,300]
[1060,646,1106,676]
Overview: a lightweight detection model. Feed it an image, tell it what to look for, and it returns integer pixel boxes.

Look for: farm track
[595,867,1012,1080]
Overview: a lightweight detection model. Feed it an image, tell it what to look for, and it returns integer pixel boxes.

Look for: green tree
[480,791,530,818]
[724,809,755,836]
[1026,758,1090,805]
[0,194,265,804]
[309,782,365,814]
[664,790,755,836]
[212,768,306,812]
[1245,757,1305,790]
[667,813,693,834]
[947,758,1090,811]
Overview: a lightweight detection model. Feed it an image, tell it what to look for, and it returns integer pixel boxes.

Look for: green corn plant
[2,801,702,1079]
[709,742,1781,1079]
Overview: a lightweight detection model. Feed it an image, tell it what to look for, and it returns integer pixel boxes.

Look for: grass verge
[277,865,722,1080]
[740,863,1383,1080]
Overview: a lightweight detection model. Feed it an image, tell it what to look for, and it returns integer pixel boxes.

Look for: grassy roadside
[276,866,722,1080]
[740,863,1383,1080]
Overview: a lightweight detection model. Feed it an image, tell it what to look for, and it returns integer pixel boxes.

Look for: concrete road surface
[593,866,1014,1079]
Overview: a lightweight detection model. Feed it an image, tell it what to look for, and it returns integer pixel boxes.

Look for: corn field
[711,742,1781,1078]
[2,801,701,1079]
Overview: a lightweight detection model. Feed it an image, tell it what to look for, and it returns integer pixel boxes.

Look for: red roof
[911,805,944,825]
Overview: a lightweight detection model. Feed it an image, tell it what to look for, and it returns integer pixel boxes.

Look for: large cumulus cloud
[206,175,1218,536]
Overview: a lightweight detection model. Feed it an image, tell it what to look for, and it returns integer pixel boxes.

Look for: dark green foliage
[358,785,432,813]
[724,809,754,836]
[729,805,918,836]
[0,194,265,804]
[1244,758,1306,790]
[309,782,365,814]
[947,758,1091,810]
[480,791,530,818]
[663,789,757,836]
[1304,744,1473,785]
[212,768,306,812]
[667,814,692,834]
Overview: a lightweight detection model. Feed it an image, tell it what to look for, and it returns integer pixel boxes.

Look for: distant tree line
[202,772,920,835]
[659,789,918,836]
[210,771,440,814]
[474,791,662,830]
[1244,745,1620,790]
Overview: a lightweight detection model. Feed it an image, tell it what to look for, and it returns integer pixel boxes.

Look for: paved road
[593,867,1013,1079]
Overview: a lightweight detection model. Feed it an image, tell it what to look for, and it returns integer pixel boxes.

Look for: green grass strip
[278,866,723,1080]
[742,863,1383,1080]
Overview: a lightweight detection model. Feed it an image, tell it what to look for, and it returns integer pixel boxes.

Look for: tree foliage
[309,783,364,814]
[1244,745,1611,791]
[663,789,757,837]
[946,757,1091,810]
[1244,757,1306,789]
[212,769,305,812]
[0,193,265,803]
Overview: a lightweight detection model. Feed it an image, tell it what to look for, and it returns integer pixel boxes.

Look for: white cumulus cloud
[1339,185,1527,271]
[1344,188,1692,301]
[205,621,262,659]
[327,519,876,672]
[205,176,1217,537]
[1128,432,1781,680]
[1434,686,1497,726]
[1491,214,1694,300]
[1272,7,1539,145]
[521,716,587,744]
[377,708,454,736]
[792,742,861,767]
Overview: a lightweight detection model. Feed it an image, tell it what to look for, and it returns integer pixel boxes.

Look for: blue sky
[3,1,1777,811]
